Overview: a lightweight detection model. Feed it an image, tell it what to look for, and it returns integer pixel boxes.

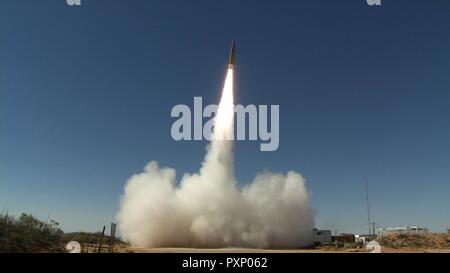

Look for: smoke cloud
[116,68,314,248]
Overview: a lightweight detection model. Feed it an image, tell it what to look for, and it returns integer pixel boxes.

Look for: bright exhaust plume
[116,68,314,248]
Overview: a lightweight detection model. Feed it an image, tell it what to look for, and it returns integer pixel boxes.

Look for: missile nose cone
[229,41,235,66]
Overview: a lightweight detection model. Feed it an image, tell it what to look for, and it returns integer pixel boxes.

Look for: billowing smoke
[116,68,314,248]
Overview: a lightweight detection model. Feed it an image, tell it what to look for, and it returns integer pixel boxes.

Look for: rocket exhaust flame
[214,68,234,141]
[116,44,314,248]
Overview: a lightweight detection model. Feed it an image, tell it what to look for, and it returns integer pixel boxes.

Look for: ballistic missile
[228,41,235,68]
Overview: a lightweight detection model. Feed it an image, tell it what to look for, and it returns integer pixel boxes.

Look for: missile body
[228,41,235,68]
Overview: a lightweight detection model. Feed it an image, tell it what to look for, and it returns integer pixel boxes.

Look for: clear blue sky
[1,0,449,234]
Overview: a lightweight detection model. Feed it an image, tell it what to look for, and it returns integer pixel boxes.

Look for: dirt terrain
[117,246,450,253]
[117,246,362,253]
[378,232,450,249]
[381,247,450,253]
[112,233,450,253]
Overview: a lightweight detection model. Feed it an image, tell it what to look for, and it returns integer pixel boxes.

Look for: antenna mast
[365,178,372,234]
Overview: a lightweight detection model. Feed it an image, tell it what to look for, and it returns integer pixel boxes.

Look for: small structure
[313,229,332,245]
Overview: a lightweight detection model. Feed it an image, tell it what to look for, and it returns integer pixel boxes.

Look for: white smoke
[116,68,315,248]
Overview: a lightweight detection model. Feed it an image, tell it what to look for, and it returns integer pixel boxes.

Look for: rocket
[228,40,235,68]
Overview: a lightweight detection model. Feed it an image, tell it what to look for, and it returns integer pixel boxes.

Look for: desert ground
[116,246,450,253]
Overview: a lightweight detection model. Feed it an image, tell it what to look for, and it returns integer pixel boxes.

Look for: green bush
[0,213,65,253]
[343,242,358,249]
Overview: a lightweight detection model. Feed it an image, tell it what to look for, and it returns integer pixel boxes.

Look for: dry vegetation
[2,212,449,253]
[0,213,65,253]
[378,232,450,249]
[0,212,122,253]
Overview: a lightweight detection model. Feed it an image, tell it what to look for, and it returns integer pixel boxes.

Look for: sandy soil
[381,247,450,253]
[115,246,450,253]
[117,246,367,253]
[109,235,450,253]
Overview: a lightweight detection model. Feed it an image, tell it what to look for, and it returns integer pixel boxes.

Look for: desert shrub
[0,213,64,253]
[378,232,450,249]
[62,232,105,244]
[343,242,358,248]
[63,231,123,245]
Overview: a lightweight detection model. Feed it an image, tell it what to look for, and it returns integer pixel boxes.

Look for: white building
[376,226,428,235]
